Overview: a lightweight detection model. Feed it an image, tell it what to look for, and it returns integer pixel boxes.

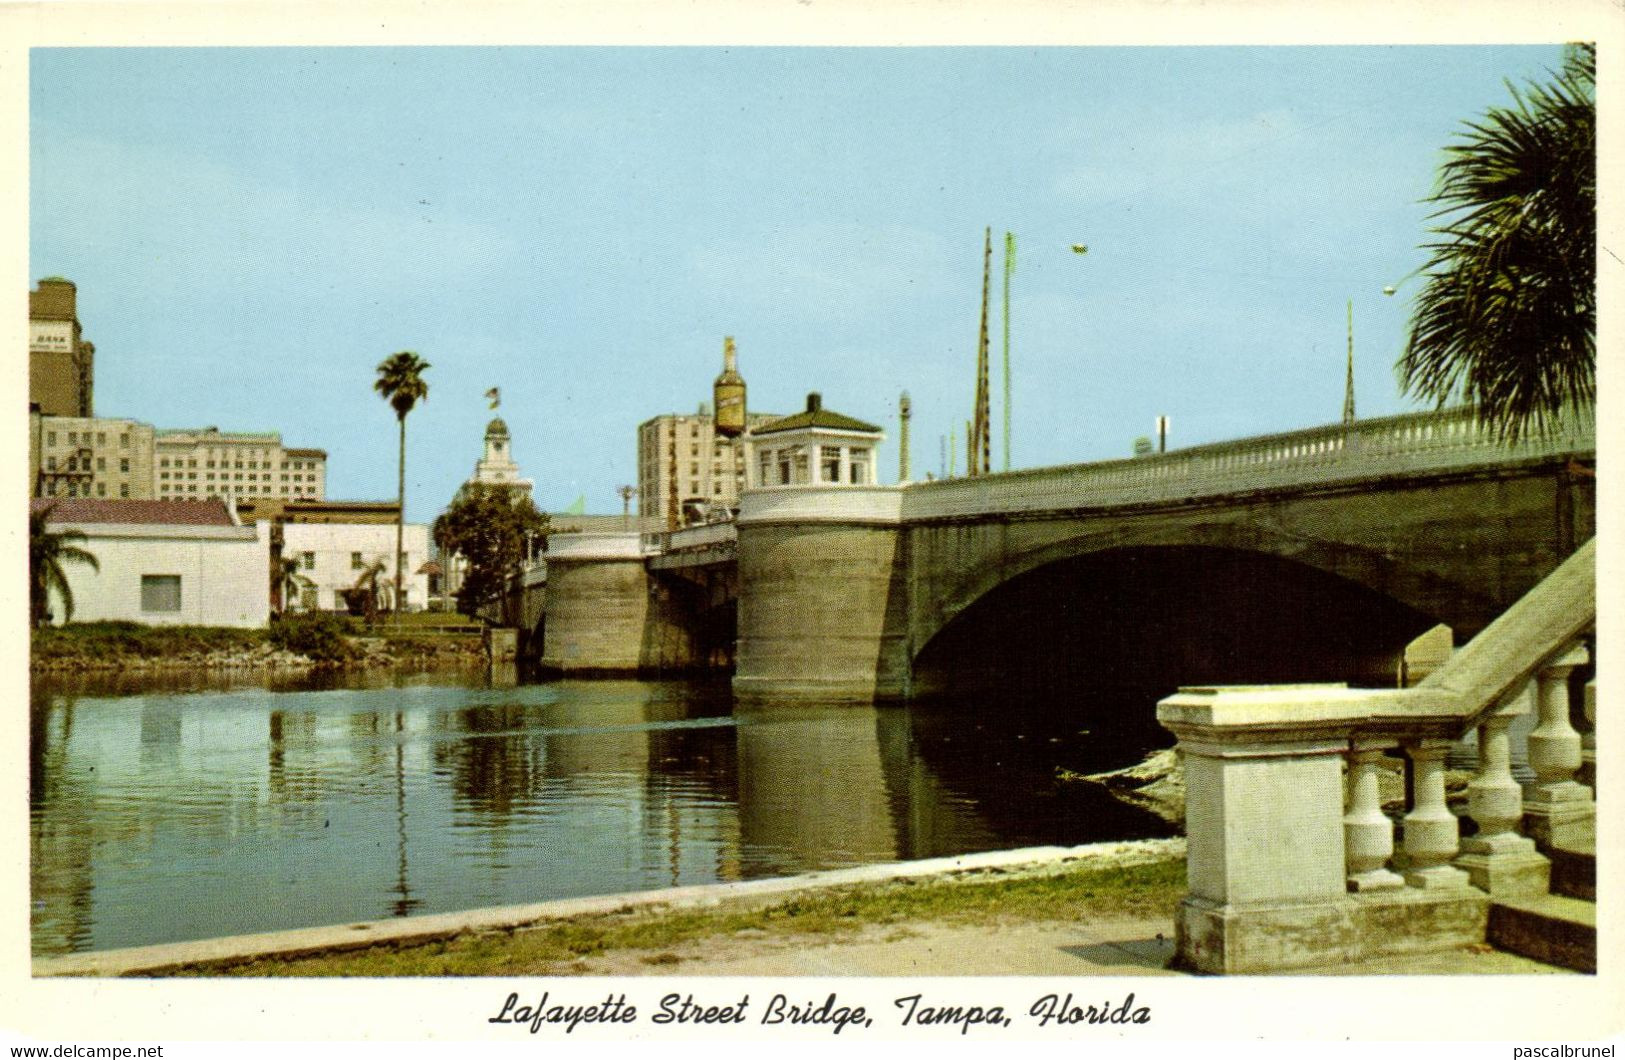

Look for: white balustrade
[1523,643,1594,848]
[1454,685,1550,894]
[1401,739,1472,889]
[1343,741,1403,891]
[900,404,1593,523]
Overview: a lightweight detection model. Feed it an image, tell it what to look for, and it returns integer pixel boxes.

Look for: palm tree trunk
[395,415,406,626]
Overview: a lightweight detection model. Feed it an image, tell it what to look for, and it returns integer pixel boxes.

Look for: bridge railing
[901,404,1595,520]
[1156,537,1595,974]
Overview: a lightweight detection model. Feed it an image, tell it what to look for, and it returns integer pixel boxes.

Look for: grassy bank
[31,615,487,670]
[166,853,1187,977]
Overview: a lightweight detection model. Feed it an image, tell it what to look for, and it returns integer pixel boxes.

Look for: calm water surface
[30,669,1174,955]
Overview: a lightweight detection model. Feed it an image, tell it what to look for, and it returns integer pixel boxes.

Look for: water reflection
[30,672,1173,956]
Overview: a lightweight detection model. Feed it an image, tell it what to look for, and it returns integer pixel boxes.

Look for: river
[29,667,1176,956]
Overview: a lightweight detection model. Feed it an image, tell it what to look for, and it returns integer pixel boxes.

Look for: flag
[484,387,501,410]
[562,494,586,515]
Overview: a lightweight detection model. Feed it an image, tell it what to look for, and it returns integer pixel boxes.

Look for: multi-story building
[636,409,781,522]
[29,277,94,418]
[153,427,327,504]
[29,411,156,500]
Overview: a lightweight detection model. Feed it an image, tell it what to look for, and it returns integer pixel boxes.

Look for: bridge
[538,403,1595,705]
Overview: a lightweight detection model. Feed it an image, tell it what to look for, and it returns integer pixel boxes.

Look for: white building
[282,520,432,613]
[746,393,884,488]
[153,427,327,504]
[458,417,533,500]
[32,498,270,628]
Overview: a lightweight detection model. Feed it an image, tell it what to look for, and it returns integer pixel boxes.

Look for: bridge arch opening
[911,545,1440,738]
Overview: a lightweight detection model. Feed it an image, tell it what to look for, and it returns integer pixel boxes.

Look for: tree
[274,556,310,614]
[374,351,431,620]
[1398,44,1594,442]
[432,485,548,618]
[30,505,99,627]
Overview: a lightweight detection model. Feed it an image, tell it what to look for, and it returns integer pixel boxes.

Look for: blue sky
[29,45,1568,521]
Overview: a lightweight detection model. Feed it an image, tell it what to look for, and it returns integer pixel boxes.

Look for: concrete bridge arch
[907,516,1485,673]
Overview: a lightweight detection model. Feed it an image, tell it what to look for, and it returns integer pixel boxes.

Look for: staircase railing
[1156,538,1595,974]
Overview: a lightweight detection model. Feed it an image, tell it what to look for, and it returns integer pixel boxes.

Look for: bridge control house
[746,393,882,488]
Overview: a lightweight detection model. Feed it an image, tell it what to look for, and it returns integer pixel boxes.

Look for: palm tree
[374,351,430,624]
[275,556,310,614]
[30,505,99,627]
[1398,44,1594,442]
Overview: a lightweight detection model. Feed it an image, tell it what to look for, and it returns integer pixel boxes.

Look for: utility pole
[898,391,912,483]
[1343,300,1357,426]
[1002,231,1015,472]
[972,228,992,477]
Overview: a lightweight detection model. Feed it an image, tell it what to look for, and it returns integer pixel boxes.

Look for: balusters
[1455,685,1550,895]
[1401,739,1471,888]
[1524,643,1593,849]
[1344,741,1403,891]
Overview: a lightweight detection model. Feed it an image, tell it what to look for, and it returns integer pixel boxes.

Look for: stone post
[1454,687,1549,895]
[1401,739,1471,889]
[1523,643,1593,849]
[1344,741,1403,892]
[1158,686,1356,974]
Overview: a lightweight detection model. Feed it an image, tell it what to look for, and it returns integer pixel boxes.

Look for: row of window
[43,480,127,498]
[297,551,409,570]
[158,484,318,497]
[159,457,320,471]
[161,470,314,482]
[46,455,131,473]
[44,430,133,449]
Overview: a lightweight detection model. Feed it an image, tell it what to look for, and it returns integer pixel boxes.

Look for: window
[96,432,106,445]
[351,552,364,569]
[161,458,170,468]
[120,433,129,448]
[849,452,870,484]
[120,458,129,473]
[821,450,840,483]
[68,432,78,445]
[141,575,182,613]
[96,482,106,497]
[46,457,56,471]
[119,484,129,498]
[301,551,315,570]
[97,457,106,471]
[47,432,56,446]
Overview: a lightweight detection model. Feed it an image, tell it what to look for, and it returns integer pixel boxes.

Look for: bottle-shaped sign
[714,335,747,438]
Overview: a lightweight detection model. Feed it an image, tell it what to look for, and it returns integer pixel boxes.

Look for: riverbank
[38,840,1188,977]
[30,617,489,673]
[37,836,1569,979]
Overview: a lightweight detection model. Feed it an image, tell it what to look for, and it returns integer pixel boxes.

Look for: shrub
[268,613,359,663]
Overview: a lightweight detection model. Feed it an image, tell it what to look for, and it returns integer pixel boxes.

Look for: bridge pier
[733,487,910,704]
[540,533,704,674]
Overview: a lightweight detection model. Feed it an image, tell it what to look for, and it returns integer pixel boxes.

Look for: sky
[28,45,1571,523]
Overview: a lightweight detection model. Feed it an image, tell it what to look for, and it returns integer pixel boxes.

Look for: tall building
[153,427,327,503]
[30,411,156,500]
[636,409,782,522]
[29,277,95,417]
